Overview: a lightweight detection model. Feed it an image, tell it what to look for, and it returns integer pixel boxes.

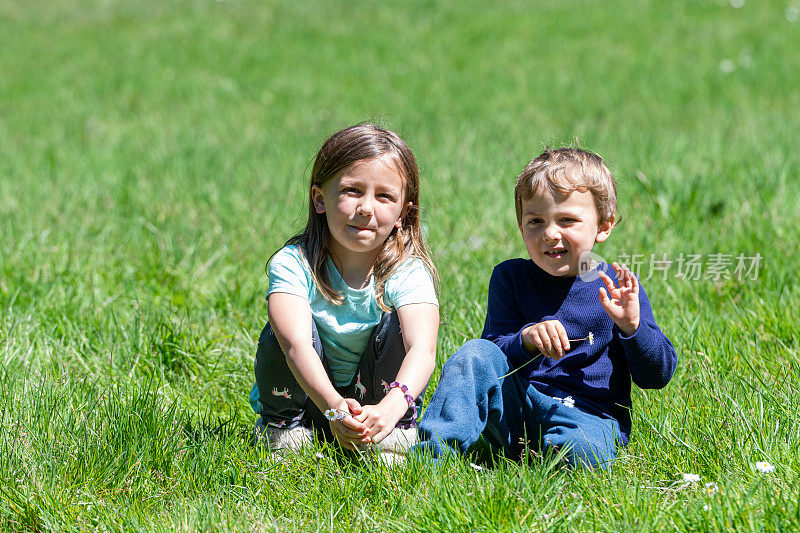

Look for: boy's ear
[595,215,615,243]
[311,185,326,214]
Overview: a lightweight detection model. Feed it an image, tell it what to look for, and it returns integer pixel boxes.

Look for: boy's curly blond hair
[514,147,618,225]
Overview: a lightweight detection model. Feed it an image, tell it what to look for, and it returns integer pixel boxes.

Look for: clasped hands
[326,390,409,451]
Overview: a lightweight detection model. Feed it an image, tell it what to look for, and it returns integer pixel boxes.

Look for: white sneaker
[370,426,418,466]
[253,417,313,453]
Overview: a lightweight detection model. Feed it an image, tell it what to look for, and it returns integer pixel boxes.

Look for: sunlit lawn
[1,0,799,530]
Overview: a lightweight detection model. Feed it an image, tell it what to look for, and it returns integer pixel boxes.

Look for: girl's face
[311,156,409,264]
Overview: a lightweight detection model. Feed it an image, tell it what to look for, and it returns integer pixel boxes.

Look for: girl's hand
[328,398,371,451]
[357,302,435,444]
[598,262,640,337]
[522,320,570,360]
[354,388,408,443]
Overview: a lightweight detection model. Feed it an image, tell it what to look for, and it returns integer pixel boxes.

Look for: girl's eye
[378,193,396,201]
[560,218,578,224]
[528,218,543,225]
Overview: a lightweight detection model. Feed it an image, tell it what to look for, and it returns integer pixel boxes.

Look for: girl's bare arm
[267,292,368,449]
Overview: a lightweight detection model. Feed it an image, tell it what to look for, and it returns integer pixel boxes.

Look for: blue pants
[418,339,620,469]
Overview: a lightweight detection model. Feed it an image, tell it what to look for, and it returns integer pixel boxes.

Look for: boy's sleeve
[481,264,536,368]
[618,282,678,389]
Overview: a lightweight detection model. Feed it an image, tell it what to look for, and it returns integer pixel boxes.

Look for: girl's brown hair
[278,123,438,310]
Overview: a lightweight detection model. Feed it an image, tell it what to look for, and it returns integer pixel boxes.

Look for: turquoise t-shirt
[265,245,438,386]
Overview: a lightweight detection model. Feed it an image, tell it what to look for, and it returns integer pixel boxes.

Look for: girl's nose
[356,198,373,217]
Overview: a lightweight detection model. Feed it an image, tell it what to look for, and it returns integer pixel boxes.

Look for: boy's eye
[560,218,578,224]
[528,218,543,225]
[342,187,360,194]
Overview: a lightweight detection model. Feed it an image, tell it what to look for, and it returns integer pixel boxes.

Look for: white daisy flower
[755,461,775,473]
[469,462,485,471]
[788,4,800,22]
[704,482,718,495]
[719,59,736,74]
[682,473,701,483]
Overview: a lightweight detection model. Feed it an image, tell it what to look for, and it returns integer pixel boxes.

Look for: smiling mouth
[544,248,567,257]
[349,225,375,232]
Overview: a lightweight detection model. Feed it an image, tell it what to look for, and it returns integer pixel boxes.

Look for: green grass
[2,0,799,530]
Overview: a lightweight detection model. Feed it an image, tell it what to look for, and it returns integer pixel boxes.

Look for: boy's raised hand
[598,262,640,337]
[522,320,570,360]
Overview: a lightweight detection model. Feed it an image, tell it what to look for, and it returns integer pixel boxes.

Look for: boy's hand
[522,320,570,360]
[598,262,640,337]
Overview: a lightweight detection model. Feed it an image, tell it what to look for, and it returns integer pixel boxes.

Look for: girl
[248,124,439,461]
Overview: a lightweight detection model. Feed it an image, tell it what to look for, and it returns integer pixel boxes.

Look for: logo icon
[578,250,611,282]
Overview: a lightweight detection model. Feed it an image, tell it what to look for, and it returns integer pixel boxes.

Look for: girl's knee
[255,330,284,371]
[257,323,278,346]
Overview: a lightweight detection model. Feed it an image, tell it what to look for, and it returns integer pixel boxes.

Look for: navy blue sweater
[481,258,677,444]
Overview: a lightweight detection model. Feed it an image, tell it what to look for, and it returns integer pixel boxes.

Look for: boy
[418,148,677,468]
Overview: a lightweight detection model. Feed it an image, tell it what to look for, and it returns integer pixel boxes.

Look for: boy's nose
[543,224,561,240]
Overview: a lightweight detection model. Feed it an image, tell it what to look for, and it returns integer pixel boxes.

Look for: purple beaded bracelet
[389,381,418,427]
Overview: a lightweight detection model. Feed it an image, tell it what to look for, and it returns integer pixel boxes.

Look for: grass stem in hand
[497,333,594,380]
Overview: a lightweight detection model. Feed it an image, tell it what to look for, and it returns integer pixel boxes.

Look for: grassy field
[2,0,799,530]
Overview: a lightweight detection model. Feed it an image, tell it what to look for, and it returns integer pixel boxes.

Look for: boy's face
[518,188,614,277]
